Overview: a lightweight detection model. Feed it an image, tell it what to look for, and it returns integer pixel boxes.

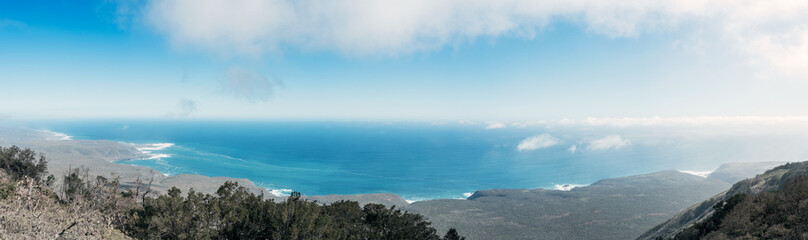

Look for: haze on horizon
[2,0,808,122]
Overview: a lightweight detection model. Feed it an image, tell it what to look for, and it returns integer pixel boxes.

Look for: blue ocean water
[19,120,808,201]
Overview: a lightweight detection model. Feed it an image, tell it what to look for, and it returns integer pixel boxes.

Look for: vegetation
[0,146,131,238]
[0,146,464,239]
[0,145,49,182]
[123,182,451,239]
[673,175,808,239]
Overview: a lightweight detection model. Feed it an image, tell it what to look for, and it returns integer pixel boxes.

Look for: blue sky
[1,0,807,121]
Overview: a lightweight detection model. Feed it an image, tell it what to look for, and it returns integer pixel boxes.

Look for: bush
[444,228,465,240]
[0,182,15,199]
[0,145,48,182]
[121,181,461,240]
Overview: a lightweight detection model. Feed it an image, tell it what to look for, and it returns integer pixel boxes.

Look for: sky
[2,0,808,122]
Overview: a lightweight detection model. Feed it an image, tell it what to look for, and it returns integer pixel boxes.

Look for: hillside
[674,174,808,239]
[404,171,731,240]
[638,161,808,240]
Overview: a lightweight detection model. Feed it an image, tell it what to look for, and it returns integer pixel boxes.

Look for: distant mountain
[403,171,731,240]
[706,161,786,184]
[638,161,808,240]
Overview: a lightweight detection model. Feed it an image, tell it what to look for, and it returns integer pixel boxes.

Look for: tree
[121,181,452,240]
[444,228,466,240]
[0,145,48,181]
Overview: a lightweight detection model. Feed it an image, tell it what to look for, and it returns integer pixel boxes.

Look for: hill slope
[673,174,808,239]
[404,171,731,240]
[638,161,808,240]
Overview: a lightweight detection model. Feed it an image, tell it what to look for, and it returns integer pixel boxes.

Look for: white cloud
[517,133,560,151]
[139,0,808,78]
[568,145,577,153]
[458,120,478,125]
[0,19,27,30]
[223,66,282,102]
[166,98,197,117]
[511,120,547,128]
[485,122,507,129]
[587,135,630,151]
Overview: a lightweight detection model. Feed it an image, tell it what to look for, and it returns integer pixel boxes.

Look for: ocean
[18,120,808,201]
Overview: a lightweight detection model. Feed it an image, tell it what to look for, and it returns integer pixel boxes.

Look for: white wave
[680,170,713,178]
[145,154,172,159]
[129,143,176,160]
[462,192,473,198]
[192,150,250,163]
[270,188,293,197]
[39,130,73,141]
[553,184,586,191]
[136,143,175,151]
[405,200,415,204]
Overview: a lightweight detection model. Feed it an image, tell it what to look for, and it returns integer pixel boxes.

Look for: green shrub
[0,145,48,181]
[121,181,461,240]
[0,182,15,199]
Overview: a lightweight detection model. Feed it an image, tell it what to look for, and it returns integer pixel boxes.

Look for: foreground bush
[0,172,131,239]
[124,182,450,240]
[0,145,49,182]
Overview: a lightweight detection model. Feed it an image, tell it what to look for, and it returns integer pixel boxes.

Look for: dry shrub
[0,175,131,239]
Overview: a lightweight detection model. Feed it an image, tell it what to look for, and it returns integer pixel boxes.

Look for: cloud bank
[517,133,560,151]
[587,135,630,151]
[140,0,808,78]
[508,116,808,128]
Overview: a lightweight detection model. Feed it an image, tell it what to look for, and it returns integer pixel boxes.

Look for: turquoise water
[22,120,808,201]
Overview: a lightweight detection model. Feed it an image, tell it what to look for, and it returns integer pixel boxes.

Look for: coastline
[0,127,614,204]
[112,139,601,202]
[1,126,792,239]
[0,127,783,206]
[0,127,271,197]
